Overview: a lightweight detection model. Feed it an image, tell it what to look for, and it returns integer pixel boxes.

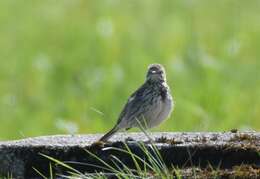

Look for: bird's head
[146,64,166,82]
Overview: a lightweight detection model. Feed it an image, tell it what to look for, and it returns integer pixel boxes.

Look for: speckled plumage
[99,64,174,142]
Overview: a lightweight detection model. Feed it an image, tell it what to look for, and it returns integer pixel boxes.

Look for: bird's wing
[116,82,152,127]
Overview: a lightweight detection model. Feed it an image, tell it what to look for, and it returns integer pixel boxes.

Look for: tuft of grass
[37,139,175,178]
[36,139,260,178]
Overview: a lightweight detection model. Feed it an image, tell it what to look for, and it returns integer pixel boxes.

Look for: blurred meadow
[0,0,260,140]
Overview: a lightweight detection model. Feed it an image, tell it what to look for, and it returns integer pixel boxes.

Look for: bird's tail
[99,126,119,142]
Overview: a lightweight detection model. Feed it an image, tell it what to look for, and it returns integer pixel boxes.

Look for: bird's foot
[91,140,106,148]
[125,137,136,142]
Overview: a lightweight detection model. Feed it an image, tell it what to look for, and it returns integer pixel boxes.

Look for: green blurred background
[0,0,259,140]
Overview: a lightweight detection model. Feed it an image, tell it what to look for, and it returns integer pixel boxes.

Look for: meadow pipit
[99,64,174,142]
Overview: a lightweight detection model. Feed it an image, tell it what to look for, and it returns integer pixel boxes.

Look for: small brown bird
[99,64,174,142]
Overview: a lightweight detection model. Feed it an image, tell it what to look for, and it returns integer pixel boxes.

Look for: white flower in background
[55,118,79,134]
[112,65,124,83]
[226,39,241,57]
[96,18,114,38]
[171,56,186,73]
[200,51,221,70]
[33,53,52,72]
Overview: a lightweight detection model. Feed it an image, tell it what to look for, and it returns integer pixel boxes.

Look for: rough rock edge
[0,132,259,178]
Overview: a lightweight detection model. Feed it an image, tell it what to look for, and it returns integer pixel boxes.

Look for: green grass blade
[39,153,84,176]
[32,167,48,179]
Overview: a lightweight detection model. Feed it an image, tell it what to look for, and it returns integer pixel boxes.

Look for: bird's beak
[151,70,157,74]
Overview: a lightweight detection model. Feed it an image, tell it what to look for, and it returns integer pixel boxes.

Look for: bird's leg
[124,127,136,142]
[136,117,154,143]
[139,126,154,143]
